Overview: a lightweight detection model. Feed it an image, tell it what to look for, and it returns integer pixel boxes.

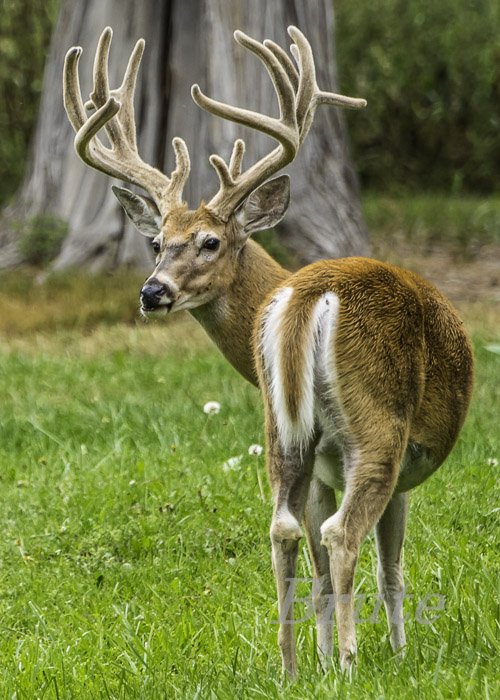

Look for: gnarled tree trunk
[0,0,369,271]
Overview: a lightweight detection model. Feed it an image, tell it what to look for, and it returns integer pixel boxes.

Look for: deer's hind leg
[320,443,403,672]
[375,491,408,652]
[303,457,338,669]
[267,434,316,677]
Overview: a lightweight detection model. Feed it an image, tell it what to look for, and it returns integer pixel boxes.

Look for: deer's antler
[63,27,190,212]
[191,26,366,221]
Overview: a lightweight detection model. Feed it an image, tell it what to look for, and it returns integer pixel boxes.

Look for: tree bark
[0,0,368,271]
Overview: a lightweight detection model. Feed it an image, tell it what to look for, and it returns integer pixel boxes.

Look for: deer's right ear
[112,186,161,238]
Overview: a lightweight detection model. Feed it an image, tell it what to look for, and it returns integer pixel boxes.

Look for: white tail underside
[260,289,340,451]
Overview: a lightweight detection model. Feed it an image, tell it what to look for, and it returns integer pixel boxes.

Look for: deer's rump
[255,257,474,491]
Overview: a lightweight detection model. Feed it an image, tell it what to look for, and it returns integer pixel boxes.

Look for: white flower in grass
[487,457,498,467]
[248,444,263,456]
[222,455,243,473]
[203,401,221,415]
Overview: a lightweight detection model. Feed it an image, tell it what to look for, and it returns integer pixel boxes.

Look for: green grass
[364,194,500,252]
[0,316,498,698]
[0,270,145,335]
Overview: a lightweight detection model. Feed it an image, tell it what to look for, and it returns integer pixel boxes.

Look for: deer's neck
[190,239,290,386]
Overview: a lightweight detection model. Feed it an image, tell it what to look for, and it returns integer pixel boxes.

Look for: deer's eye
[202,237,220,251]
[152,240,161,254]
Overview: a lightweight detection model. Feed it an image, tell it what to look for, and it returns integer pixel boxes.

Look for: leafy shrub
[335,0,500,192]
[15,214,68,265]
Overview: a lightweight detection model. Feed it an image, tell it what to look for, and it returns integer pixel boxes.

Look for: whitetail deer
[64,26,474,675]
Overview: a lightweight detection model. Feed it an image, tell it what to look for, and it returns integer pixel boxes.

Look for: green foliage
[15,214,67,265]
[0,0,59,205]
[335,0,500,192]
[0,321,498,696]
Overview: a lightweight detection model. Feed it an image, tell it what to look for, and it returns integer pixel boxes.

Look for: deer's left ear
[112,186,161,238]
[235,175,290,237]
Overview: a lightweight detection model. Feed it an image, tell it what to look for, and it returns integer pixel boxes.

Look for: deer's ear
[235,175,290,237]
[112,186,161,238]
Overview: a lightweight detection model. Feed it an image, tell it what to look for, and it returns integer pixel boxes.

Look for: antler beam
[191,26,366,220]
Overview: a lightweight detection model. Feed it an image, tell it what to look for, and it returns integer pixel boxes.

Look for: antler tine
[263,39,299,92]
[288,25,368,116]
[88,27,125,149]
[288,26,367,143]
[63,47,87,131]
[63,27,191,213]
[112,36,145,151]
[205,139,245,196]
[229,139,245,178]
[89,27,111,108]
[165,137,191,209]
[287,29,316,138]
[233,31,297,132]
[209,154,235,190]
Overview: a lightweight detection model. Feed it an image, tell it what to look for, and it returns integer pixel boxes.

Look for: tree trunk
[0,0,368,271]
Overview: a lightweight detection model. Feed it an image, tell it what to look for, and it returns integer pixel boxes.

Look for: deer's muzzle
[140,279,173,310]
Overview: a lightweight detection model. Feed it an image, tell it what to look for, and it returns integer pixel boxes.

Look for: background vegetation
[0,0,499,208]
[336,0,500,193]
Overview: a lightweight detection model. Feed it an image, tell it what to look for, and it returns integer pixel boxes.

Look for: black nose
[140,279,169,309]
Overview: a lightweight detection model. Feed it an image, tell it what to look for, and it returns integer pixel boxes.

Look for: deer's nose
[140,279,171,309]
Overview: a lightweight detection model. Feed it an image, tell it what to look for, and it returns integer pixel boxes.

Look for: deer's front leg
[268,437,315,677]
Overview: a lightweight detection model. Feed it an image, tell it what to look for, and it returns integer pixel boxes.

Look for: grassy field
[0,218,499,697]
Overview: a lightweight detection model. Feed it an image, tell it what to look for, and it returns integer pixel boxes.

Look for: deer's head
[63,27,365,315]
